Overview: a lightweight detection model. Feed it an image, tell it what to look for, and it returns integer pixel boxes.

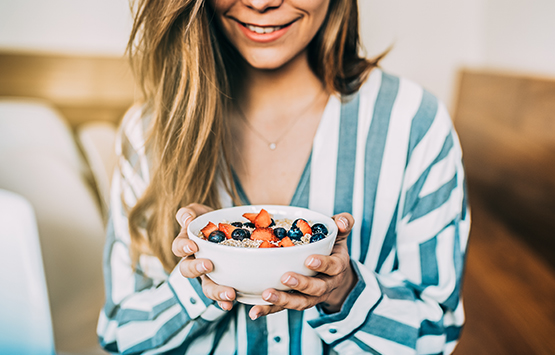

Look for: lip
[235,19,296,43]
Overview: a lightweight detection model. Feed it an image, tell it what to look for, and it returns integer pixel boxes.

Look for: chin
[248,60,287,70]
[244,51,301,71]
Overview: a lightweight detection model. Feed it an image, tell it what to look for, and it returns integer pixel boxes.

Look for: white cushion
[0,98,89,176]
[77,121,118,217]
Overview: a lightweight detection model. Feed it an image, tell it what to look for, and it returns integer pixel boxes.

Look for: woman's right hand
[172,203,237,311]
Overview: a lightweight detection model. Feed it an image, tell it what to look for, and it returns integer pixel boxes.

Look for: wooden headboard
[453,69,555,266]
[0,52,136,127]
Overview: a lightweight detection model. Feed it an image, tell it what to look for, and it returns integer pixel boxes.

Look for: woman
[97,0,470,354]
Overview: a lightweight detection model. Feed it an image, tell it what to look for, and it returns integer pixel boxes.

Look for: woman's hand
[171,203,237,311]
[249,213,357,320]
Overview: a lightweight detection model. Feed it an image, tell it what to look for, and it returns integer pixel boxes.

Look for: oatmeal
[198,209,329,248]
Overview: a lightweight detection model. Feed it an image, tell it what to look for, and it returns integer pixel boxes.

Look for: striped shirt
[97,69,470,355]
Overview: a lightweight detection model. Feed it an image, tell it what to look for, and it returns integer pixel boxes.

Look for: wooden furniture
[0,52,136,127]
[453,69,555,269]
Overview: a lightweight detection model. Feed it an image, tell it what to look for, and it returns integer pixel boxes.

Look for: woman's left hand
[249,213,357,320]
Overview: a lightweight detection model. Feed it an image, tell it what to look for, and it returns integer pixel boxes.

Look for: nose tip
[243,0,283,12]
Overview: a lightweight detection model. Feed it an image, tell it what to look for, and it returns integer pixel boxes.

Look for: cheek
[208,0,232,15]
[303,0,330,33]
[295,0,331,17]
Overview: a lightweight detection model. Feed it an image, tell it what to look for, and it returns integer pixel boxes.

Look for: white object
[0,99,89,176]
[77,121,118,217]
[0,152,106,353]
[0,189,55,355]
[188,205,338,305]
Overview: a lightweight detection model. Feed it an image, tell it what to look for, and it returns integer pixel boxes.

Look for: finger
[331,213,354,242]
[172,230,198,257]
[305,251,349,277]
[280,272,331,298]
[174,203,214,257]
[200,275,236,310]
[175,207,195,229]
[178,258,213,278]
[259,289,320,312]
[176,203,213,228]
[249,304,285,320]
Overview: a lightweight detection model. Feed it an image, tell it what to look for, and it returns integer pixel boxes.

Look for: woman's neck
[238,50,326,120]
[229,50,330,205]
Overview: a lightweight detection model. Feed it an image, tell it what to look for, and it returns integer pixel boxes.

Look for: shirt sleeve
[96,108,228,354]
[307,103,470,355]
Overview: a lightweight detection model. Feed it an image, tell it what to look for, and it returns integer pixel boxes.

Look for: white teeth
[246,24,282,34]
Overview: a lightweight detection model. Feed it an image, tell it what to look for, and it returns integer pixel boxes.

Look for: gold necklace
[236,90,325,151]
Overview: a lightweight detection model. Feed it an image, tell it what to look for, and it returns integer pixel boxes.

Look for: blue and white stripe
[98,68,469,354]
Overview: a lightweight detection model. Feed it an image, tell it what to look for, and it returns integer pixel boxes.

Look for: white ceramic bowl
[187,205,338,305]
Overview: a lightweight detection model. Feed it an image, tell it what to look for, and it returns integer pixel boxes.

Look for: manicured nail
[307,257,321,268]
[263,292,278,303]
[283,275,298,287]
[184,245,193,254]
[337,216,349,230]
[196,262,208,273]
[220,291,231,301]
[177,209,193,226]
[182,214,193,225]
[250,312,259,321]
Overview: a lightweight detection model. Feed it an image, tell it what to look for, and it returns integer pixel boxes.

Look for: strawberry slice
[251,227,277,241]
[242,212,258,223]
[278,236,295,247]
[218,223,237,239]
[254,209,273,228]
[296,219,312,237]
[201,222,218,238]
[259,240,276,248]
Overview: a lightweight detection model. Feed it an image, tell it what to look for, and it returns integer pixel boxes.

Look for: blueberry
[231,222,243,228]
[231,228,250,241]
[208,230,226,243]
[311,223,328,236]
[273,227,287,240]
[243,222,255,229]
[287,227,303,240]
[292,218,307,228]
[269,218,276,227]
[310,233,325,243]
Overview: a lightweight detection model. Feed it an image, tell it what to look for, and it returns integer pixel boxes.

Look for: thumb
[332,213,354,242]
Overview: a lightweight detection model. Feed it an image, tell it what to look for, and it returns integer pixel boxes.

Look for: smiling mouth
[239,19,296,35]
[245,24,284,34]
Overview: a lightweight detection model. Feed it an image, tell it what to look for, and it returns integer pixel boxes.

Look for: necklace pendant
[269,143,276,150]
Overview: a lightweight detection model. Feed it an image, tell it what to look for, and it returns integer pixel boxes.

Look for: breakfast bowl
[187,205,338,305]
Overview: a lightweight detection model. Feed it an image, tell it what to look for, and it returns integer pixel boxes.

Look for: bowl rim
[187,204,338,253]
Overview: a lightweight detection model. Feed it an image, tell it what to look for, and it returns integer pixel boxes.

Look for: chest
[230,105,327,206]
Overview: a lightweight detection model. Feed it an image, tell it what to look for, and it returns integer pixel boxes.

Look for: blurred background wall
[360,0,555,109]
[0,0,132,56]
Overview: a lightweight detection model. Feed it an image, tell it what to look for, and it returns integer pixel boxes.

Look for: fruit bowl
[187,205,338,305]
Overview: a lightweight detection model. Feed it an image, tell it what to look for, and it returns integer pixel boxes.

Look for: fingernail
[307,257,321,268]
[263,292,277,303]
[182,214,193,225]
[337,216,349,230]
[220,291,230,301]
[283,275,298,287]
[184,245,193,254]
[177,210,192,226]
[196,262,208,273]
[250,312,259,321]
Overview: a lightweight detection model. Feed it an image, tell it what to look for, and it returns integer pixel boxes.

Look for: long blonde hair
[126,0,382,272]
